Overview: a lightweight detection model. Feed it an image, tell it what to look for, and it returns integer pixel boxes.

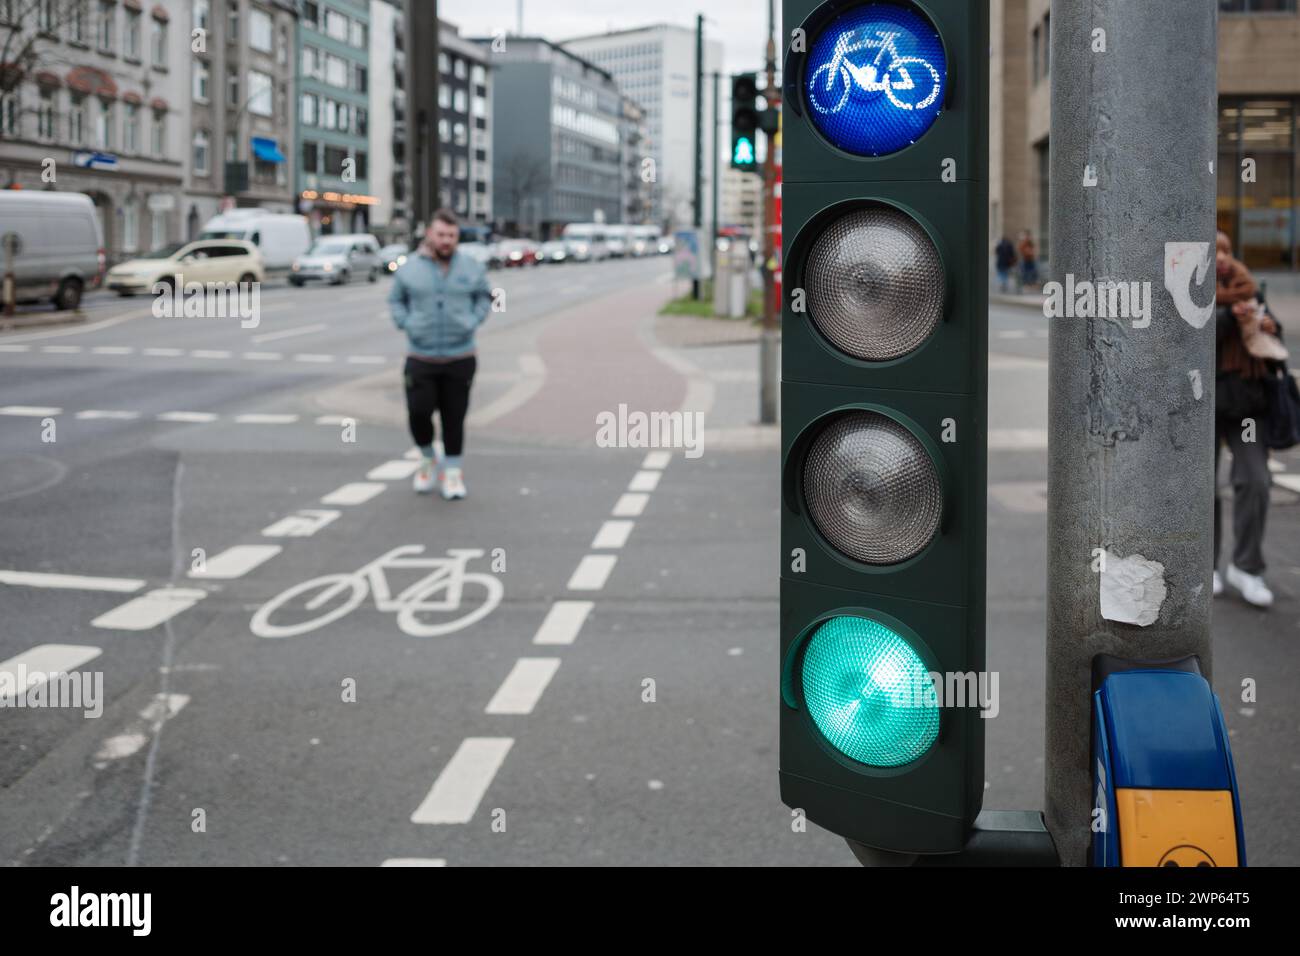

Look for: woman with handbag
[1213,232,1281,608]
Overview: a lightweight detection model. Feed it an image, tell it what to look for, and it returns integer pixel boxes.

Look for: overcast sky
[438,0,780,78]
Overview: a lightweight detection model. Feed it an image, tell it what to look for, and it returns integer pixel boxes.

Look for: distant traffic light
[780,0,989,856]
[731,72,759,171]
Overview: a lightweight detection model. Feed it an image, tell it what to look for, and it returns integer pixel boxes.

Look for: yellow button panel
[1115,788,1239,867]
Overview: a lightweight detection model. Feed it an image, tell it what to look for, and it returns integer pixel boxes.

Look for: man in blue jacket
[388,209,493,500]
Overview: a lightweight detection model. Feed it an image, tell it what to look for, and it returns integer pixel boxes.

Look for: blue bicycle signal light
[804,3,947,156]
[801,615,940,768]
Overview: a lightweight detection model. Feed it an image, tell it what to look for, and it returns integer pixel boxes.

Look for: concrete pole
[1046,1,1218,865]
[693,14,705,300]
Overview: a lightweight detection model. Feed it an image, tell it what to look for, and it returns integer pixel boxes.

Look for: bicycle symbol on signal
[808,29,942,115]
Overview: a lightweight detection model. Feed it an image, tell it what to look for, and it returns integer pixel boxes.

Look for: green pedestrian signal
[730,73,759,172]
[779,0,989,857]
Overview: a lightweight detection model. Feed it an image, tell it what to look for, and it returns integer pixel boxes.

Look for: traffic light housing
[779,0,989,854]
[731,72,759,171]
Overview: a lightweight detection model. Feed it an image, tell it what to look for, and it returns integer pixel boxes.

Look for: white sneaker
[441,466,466,500]
[1212,571,1223,597]
[1226,564,1273,608]
[413,457,436,494]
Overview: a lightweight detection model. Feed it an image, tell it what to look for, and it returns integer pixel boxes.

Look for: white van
[199,210,311,270]
[560,223,610,262]
[0,191,104,310]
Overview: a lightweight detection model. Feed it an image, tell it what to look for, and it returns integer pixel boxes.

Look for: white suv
[290,234,382,286]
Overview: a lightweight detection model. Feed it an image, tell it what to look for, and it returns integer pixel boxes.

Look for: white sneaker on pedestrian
[1212,571,1224,597]
[441,466,466,500]
[1226,564,1273,608]
[413,457,436,494]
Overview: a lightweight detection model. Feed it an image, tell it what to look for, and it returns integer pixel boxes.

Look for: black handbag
[1264,364,1300,451]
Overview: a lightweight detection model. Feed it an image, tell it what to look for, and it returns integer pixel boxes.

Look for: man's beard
[434,246,454,262]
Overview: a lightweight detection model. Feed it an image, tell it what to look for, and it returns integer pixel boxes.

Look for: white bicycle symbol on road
[809,29,942,115]
[251,545,502,638]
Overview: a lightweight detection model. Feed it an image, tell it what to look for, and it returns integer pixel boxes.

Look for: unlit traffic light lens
[804,2,947,156]
[802,410,942,565]
[801,615,939,767]
[804,205,944,361]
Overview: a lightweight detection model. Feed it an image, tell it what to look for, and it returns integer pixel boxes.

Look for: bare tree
[0,1,84,97]
[498,149,550,232]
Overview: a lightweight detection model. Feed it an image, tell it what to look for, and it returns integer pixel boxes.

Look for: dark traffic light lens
[805,205,944,361]
[802,410,942,565]
[802,615,940,767]
[804,3,947,156]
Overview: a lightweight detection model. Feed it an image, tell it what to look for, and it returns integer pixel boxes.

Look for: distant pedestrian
[994,236,1017,293]
[388,208,493,500]
[1017,231,1039,288]
[1213,230,1278,608]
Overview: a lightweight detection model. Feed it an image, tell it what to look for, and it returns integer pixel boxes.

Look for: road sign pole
[1046,0,1218,866]
[759,0,779,425]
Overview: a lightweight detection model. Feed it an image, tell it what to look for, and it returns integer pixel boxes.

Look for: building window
[453,121,466,146]
[151,207,167,249]
[194,129,210,174]
[324,8,347,41]
[277,25,288,64]
[438,85,450,109]
[355,106,367,136]
[68,0,86,43]
[0,91,16,137]
[303,1,319,29]
[125,9,140,57]
[37,0,56,32]
[323,98,337,129]
[337,102,350,132]
[353,150,367,180]
[225,130,238,161]
[471,64,485,86]
[226,3,237,42]
[151,109,165,157]
[300,92,317,125]
[192,0,208,32]
[247,70,273,116]
[37,87,56,140]
[453,88,466,113]
[122,197,139,253]
[96,0,113,51]
[439,52,449,74]
[227,67,238,104]
[302,139,319,173]
[249,8,272,51]
[354,64,367,93]
[151,18,167,67]
[95,98,113,149]
[325,53,347,87]
[349,19,365,48]
[194,60,210,103]
[323,144,348,176]
[454,58,466,80]
[124,101,139,152]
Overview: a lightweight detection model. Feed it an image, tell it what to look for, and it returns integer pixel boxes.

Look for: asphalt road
[0,261,1295,865]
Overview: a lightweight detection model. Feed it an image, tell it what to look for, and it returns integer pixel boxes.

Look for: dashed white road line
[642,450,672,469]
[320,482,386,505]
[293,353,336,363]
[234,413,299,424]
[189,544,282,579]
[190,349,233,359]
[347,355,388,365]
[142,347,185,357]
[250,322,328,344]
[90,346,134,355]
[382,858,447,867]
[411,737,514,825]
[91,587,207,631]
[0,405,61,416]
[591,520,634,549]
[531,600,593,646]
[611,492,649,517]
[1274,473,1300,495]
[367,459,422,481]
[261,509,340,538]
[485,658,561,715]
[40,345,82,354]
[628,470,661,493]
[0,344,31,352]
[0,570,144,592]
[242,351,284,361]
[75,409,140,420]
[157,411,219,423]
[95,693,191,762]
[567,554,618,591]
[0,644,103,704]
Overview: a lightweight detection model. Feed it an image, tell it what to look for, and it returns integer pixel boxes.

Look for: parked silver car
[290,234,382,286]
[0,191,104,310]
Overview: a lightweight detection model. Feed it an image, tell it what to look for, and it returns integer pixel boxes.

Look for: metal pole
[409,0,440,237]
[711,71,720,290]
[693,13,704,300]
[758,0,779,425]
[1046,0,1218,866]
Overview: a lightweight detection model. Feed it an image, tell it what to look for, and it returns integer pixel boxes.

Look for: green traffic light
[801,615,940,768]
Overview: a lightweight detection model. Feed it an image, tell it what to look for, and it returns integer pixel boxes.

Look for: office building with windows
[475,36,623,236]
[296,0,374,234]
[184,1,300,239]
[991,0,1300,273]
[564,23,723,230]
[0,0,191,261]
